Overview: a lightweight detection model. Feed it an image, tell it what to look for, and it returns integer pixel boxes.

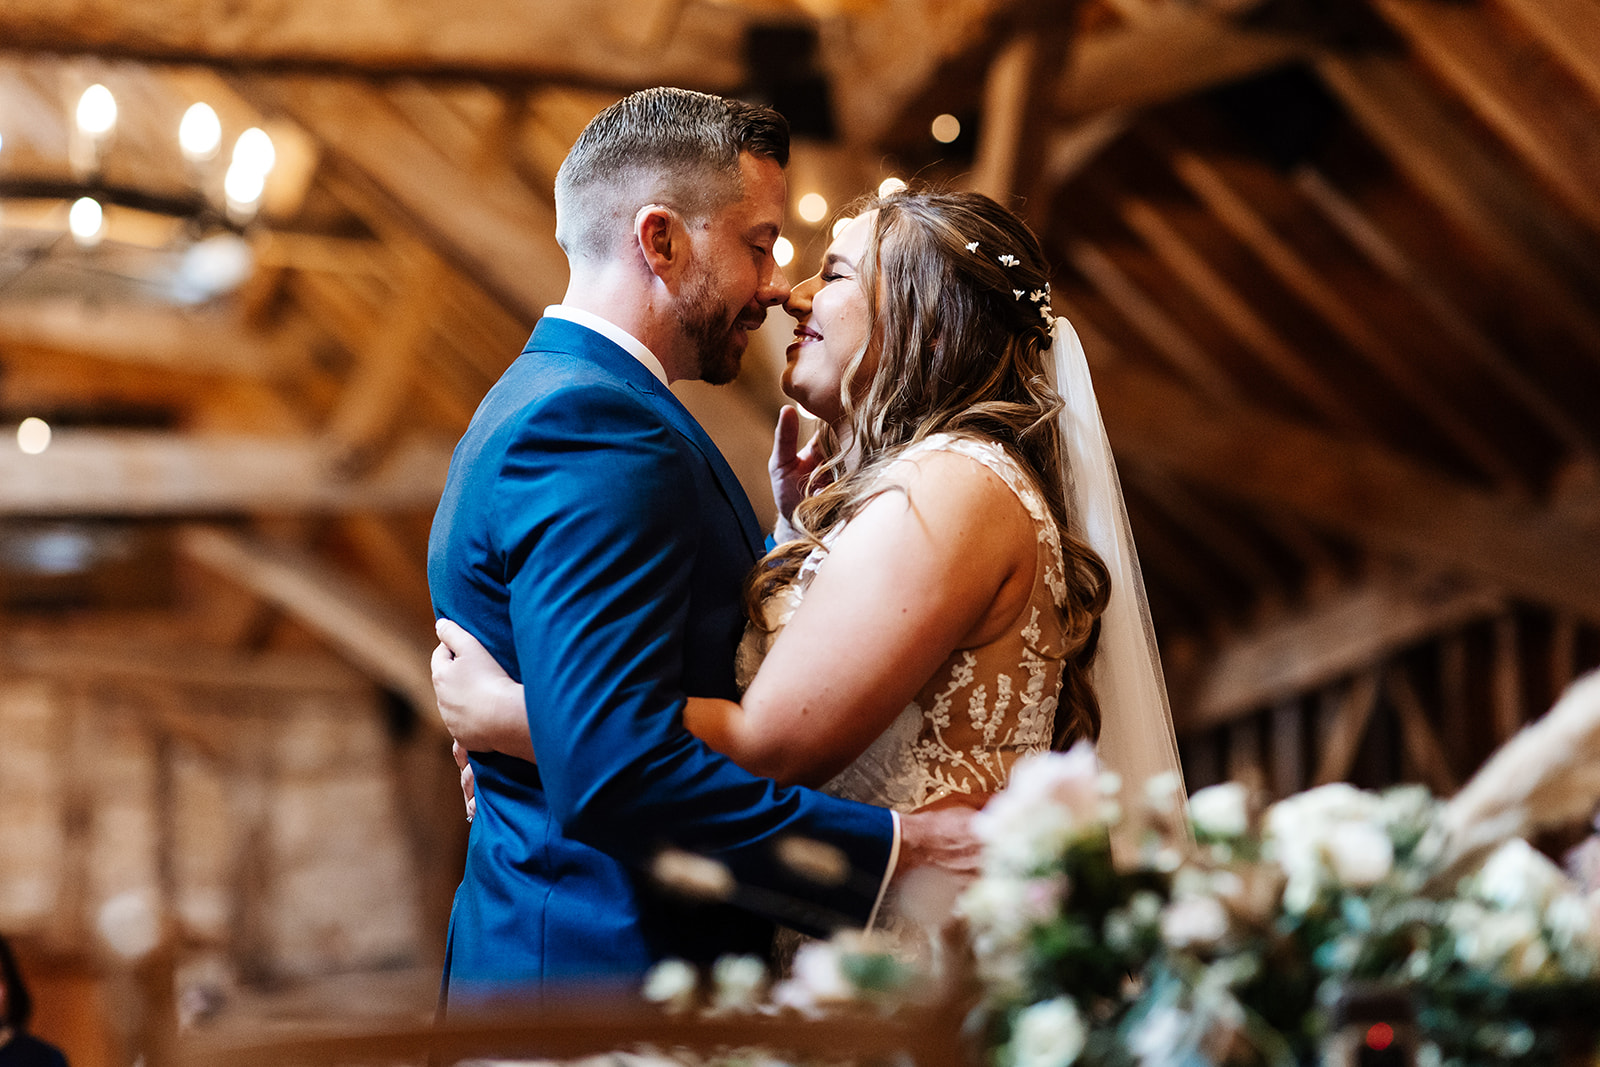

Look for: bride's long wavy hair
[745,187,1111,748]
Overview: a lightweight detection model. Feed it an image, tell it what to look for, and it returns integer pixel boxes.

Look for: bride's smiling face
[782,211,876,427]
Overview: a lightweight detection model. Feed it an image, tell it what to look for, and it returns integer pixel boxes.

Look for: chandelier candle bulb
[179,102,222,162]
[232,127,276,176]
[75,84,117,137]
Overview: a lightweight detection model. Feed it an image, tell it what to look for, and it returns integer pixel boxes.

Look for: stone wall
[0,665,429,996]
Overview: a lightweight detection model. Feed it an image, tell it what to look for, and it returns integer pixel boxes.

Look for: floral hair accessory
[965,241,980,253]
[998,254,1019,267]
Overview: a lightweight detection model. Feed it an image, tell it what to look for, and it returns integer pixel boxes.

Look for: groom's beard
[677,267,749,386]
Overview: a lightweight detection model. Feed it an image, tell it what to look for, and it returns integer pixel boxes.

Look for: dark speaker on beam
[742,23,838,143]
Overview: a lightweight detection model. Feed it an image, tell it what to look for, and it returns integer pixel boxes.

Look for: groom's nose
[758,262,792,308]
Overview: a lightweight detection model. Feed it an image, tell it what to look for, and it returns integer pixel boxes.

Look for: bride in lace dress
[435,187,1181,922]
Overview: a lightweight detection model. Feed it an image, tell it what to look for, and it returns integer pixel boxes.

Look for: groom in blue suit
[429,89,971,1009]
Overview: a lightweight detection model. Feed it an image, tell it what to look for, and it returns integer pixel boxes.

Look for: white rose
[958,876,1035,944]
[711,954,768,1012]
[771,940,854,1015]
[1475,839,1569,912]
[976,744,1109,875]
[642,958,698,1013]
[1325,821,1394,888]
[1011,997,1087,1067]
[1189,783,1249,838]
[1160,894,1230,950]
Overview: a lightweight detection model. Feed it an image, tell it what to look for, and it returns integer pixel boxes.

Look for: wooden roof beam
[1116,195,1367,433]
[242,77,567,325]
[178,525,438,721]
[1093,361,1600,619]
[1158,140,1523,489]
[1176,570,1505,731]
[1057,4,1318,118]
[1315,50,1600,360]
[0,0,747,89]
[0,431,450,515]
[1492,0,1600,109]
[1371,0,1600,240]
[1065,239,1241,403]
[1292,165,1600,464]
[0,300,307,381]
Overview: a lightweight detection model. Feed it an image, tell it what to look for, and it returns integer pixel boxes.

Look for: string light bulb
[179,102,222,162]
[797,193,828,224]
[774,236,794,268]
[931,114,961,143]
[877,176,907,197]
[75,84,118,138]
[17,418,52,455]
[68,197,104,246]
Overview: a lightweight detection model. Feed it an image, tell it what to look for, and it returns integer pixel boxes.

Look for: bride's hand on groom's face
[769,405,828,539]
[432,618,537,762]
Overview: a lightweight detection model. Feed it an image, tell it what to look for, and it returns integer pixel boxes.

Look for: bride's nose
[785,272,821,318]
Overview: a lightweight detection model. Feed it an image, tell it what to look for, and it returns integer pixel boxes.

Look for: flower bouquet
[645,672,1600,1067]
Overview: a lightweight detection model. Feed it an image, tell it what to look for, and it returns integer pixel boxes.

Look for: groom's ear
[635,204,681,281]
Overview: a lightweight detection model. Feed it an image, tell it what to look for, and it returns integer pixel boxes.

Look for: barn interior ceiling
[1,0,1599,793]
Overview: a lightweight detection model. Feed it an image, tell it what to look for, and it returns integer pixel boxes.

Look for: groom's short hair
[554,87,790,263]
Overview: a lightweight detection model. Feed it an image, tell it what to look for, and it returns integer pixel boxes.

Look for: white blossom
[1160,894,1230,950]
[1189,783,1249,838]
[1010,997,1086,1067]
[1325,820,1394,888]
[973,743,1108,875]
[711,954,768,1013]
[642,958,698,1013]
[1474,838,1568,913]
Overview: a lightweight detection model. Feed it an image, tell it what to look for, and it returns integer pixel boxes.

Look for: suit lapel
[530,317,766,561]
[636,382,766,560]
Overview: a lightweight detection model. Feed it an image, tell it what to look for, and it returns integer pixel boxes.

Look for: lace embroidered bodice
[736,432,1072,813]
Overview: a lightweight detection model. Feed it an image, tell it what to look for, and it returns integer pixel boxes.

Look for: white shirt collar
[541,305,668,386]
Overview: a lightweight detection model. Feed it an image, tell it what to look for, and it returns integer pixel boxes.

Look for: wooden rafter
[1157,140,1523,488]
[1115,195,1366,432]
[1065,240,1240,402]
[1491,0,1600,109]
[1371,0,1600,240]
[1292,165,1599,462]
[1315,50,1600,359]
[241,76,566,324]
[177,525,438,720]
[0,0,748,89]
[0,431,451,515]
[1178,571,1505,731]
[0,300,304,381]
[1092,361,1600,618]
[1058,2,1317,118]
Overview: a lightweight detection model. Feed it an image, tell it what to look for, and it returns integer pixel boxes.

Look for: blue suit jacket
[428,317,896,1009]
